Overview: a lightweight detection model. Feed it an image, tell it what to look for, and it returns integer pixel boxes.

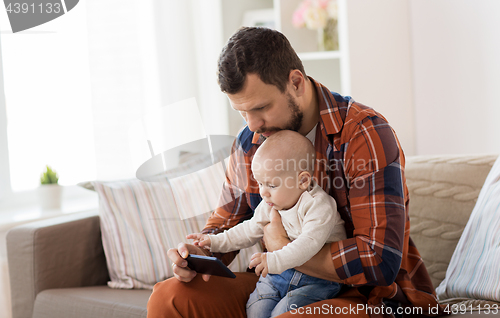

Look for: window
[0,0,227,197]
[0,3,95,192]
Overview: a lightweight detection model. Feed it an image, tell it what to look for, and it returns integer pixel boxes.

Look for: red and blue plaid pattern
[203,77,441,315]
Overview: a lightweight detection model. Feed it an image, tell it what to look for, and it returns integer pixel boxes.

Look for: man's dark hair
[217,27,306,94]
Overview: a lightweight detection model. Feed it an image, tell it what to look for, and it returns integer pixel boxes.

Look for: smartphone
[185,254,236,278]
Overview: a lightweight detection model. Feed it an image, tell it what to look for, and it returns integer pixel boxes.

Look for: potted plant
[38,165,62,210]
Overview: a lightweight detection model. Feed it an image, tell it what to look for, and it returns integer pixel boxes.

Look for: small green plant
[40,165,59,184]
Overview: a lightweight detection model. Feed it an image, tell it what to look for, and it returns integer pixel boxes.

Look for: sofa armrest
[7,210,109,318]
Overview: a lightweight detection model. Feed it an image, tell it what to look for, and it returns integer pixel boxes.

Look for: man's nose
[245,113,264,132]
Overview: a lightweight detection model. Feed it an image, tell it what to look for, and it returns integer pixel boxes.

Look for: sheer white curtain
[86,0,227,181]
[0,0,226,191]
[0,3,226,317]
[0,36,10,200]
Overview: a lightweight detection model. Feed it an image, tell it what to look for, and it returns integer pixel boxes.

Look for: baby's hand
[186,233,211,249]
[249,252,269,277]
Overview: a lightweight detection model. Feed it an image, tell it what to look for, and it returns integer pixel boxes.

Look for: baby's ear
[298,171,312,190]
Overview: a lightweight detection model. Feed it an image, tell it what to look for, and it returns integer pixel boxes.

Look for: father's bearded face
[227,74,304,137]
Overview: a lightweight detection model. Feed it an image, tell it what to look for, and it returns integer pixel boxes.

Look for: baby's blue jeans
[246,268,343,318]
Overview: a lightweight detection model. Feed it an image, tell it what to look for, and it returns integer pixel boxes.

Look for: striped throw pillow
[93,156,261,289]
[436,155,500,302]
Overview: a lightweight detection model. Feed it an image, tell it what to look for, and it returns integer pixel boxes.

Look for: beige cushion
[406,154,497,288]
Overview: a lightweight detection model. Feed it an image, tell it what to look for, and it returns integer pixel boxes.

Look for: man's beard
[257,93,303,135]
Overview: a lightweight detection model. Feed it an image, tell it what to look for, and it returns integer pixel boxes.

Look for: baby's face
[252,157,305,211]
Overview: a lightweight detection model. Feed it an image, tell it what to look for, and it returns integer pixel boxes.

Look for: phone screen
[185,254,236,278]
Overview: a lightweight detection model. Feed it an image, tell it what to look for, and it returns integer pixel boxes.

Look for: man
[147,27,442,318]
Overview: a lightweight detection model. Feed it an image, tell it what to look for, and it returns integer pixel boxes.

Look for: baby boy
[188,130,346,318]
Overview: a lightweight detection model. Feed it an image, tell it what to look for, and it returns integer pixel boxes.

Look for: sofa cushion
[436,154,500,303]
[89,151,261,289]
[405,154,497,288]
[32,286,150,318]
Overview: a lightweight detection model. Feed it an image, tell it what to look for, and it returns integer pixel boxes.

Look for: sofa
[6,154,500,318]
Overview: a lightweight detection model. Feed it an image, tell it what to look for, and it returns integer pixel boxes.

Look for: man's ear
[298,171,312,190]
[289,70,306,97]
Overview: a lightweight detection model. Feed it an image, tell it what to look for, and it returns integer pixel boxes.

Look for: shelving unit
[223,0,417,153]
[273,0,350,95]
[221,0,351,136]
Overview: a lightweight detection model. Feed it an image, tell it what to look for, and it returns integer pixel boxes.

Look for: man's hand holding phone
[167,241,212,283]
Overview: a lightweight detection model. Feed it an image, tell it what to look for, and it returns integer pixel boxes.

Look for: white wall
[345,0,500,157]
[221,0,274,136]
[346,0,416,155]
[410,0,500,155]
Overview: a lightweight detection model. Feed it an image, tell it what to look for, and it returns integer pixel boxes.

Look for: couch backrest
[406,154,497,288]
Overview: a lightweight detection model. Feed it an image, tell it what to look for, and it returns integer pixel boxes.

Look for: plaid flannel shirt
[202,77,441,315]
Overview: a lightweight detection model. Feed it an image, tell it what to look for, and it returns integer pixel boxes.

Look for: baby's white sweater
[209,183,347,274]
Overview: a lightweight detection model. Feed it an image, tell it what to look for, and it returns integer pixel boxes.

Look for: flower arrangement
[292,0,339,51]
